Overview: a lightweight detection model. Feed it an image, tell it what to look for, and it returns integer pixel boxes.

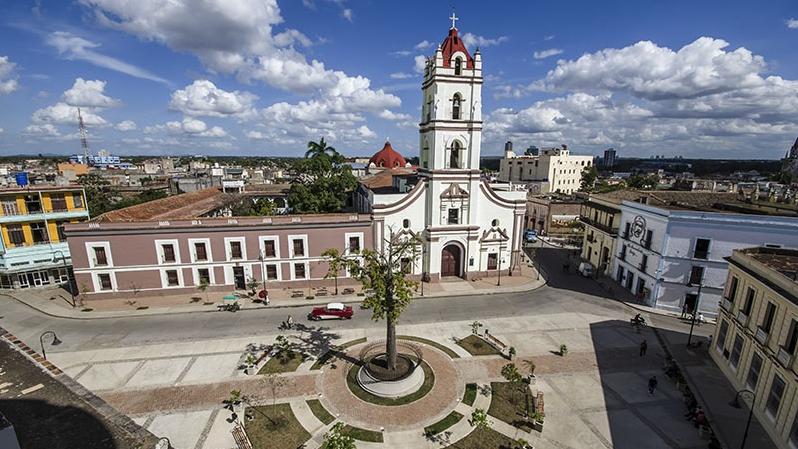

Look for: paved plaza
[30,308,709,449]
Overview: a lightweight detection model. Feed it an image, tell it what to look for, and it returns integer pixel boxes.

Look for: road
[0,245,707,355]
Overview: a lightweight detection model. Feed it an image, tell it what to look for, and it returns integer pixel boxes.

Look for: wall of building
[712,256,798,449]
[498,150,593,194]
[613,202,798,316]
[66,215,372,298]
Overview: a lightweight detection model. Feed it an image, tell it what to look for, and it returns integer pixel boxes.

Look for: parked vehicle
[308,302,354,320]
[524,229,538,243]
[578,262,594,277]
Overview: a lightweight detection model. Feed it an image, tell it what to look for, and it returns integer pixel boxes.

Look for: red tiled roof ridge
[440,27,474,69]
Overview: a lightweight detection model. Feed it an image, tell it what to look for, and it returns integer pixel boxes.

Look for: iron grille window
[162,244,176,263]
[230,241,243,259]
[195,242,208,261]
[94,247,108,266]
[263,240,276,257]
[292,239,304,257]
[7,224,24,245]
[98,273,112,290]
[166,270,179,286]
[50,194,67,211]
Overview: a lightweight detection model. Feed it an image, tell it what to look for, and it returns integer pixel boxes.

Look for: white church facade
[357,19,527,281]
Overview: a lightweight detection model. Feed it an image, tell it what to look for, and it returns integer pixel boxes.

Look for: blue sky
[0,0,797,159]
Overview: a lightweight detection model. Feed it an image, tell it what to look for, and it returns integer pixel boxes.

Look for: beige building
[579,194,622,275]
[498,145,594,194]
[712,247,798,449]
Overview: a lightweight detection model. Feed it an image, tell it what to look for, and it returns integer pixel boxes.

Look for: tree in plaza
[345,232,420,372]
[246,276,260,296]
[321,422,356,449]
[288,150,358,213]
[627,173,660,189]
[305,137,339,159]
[501,362,525,405]
[579,165,598,192]
[321,247,347,296]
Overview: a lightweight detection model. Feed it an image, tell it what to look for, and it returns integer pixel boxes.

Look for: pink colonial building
[65,187,371,299]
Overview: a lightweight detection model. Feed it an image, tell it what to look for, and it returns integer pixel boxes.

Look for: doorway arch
[441,242,463,278]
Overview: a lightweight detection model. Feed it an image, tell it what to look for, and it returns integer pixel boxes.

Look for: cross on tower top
[449,12,459,29]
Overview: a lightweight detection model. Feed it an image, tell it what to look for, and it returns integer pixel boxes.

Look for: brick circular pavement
[317,339,464,431]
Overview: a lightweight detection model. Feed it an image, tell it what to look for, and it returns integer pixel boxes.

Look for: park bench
[483,330,510,356]
[342,287,355,295]
[231,424,253,449]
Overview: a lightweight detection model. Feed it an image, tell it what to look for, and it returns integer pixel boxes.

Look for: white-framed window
[345,232,364,255]
[693,237,711,260]
[85,242,113,268]
[292,261,309,280]
[766,374,786,420]
[264,263,280,281]
[155,239,181,265]
[188,238,212,263]
[288,235,308,258]
[259,236,280,259]
[92,271,117,292]
[192,266,215,286]
[224,237,247,261]
[160,268,184,288]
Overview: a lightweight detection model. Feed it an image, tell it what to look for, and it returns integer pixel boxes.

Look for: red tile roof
[369,141,407,169]
[440,27,474,69]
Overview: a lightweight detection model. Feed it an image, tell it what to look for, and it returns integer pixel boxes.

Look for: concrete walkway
[2,268,544,319]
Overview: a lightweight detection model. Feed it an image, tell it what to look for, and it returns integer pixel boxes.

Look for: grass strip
[244,404,311,449]
[441,426,517,449]
[258,350,305,374]
[462,383,477,406]
[341,424,383,442]
[306,399,335,425]
[487,381,533,432]
[424,411,464,436]
[456,334,501,356]
[310,337,367,370]
[398,335,460,359]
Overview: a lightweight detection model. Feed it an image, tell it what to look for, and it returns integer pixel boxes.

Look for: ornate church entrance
[441,244,462,277]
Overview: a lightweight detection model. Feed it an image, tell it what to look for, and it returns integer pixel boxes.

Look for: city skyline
[0,0,797,158]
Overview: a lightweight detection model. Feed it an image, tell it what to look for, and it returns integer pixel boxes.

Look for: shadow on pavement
[655,326,778,449]
[1,399,120,449]
[588,319,721,449]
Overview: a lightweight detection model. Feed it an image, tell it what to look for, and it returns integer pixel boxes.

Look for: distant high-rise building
[603,148,617,168]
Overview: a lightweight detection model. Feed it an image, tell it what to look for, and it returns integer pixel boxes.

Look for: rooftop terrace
[593,190,798,217]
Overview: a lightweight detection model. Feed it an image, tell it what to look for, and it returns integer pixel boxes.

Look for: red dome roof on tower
[440,27,474,69]
[369,141,407,169]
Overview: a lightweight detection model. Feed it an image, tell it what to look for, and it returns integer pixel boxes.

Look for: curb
[2,276,547,321]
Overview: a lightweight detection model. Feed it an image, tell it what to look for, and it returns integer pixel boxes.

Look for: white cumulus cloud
[32,102,107,126]
[414,40,434,50]
[63,78,121,108]
[533,48,563,60]
[115,120,137,131]
[170,80,257,117]
[461,33,508,49]
[0,56,19,94]
[787,18,798,29]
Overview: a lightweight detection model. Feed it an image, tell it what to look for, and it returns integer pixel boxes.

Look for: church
[356,17,527,281]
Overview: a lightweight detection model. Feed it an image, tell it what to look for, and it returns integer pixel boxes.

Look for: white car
[578,262,594,277]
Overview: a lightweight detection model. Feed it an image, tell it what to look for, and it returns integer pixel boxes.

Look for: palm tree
[305,137,339,159]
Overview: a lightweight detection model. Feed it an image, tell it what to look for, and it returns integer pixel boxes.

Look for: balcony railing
[736,310,749,325]
[579,216,617,236]
[755,328,769,345]
[777,347,793,368]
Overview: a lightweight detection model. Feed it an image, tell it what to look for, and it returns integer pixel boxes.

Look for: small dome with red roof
[368,141,408,170]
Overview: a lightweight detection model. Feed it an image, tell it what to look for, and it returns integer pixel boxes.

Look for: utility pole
[77,108,91,164]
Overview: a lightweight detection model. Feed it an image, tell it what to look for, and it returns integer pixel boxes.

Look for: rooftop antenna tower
[77,107,90,164]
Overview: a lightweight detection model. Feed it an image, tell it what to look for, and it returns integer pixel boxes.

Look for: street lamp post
[258,251,266,298]
[497,244,503,286]
[39,330,62,360]
[730,389,756,449]
[53,250,75,307]
[686,268,704,347]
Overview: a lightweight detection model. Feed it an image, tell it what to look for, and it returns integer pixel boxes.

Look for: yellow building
[0,186,89,288]
[579,194,622,275]
[713,247,798,449]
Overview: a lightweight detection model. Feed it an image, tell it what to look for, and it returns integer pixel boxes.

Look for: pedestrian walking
[286,315,294,330]
[640,339,648,357]
[648,375,658,395]
[681,303,688,319]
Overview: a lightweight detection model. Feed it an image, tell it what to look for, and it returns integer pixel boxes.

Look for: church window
[452,93,462,120]
[403,219,410,229]
[450,141,462,169]
[491,219,499,227]
[454,57,463,75]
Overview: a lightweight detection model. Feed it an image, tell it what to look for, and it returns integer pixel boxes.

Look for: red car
[309,302,353,320]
